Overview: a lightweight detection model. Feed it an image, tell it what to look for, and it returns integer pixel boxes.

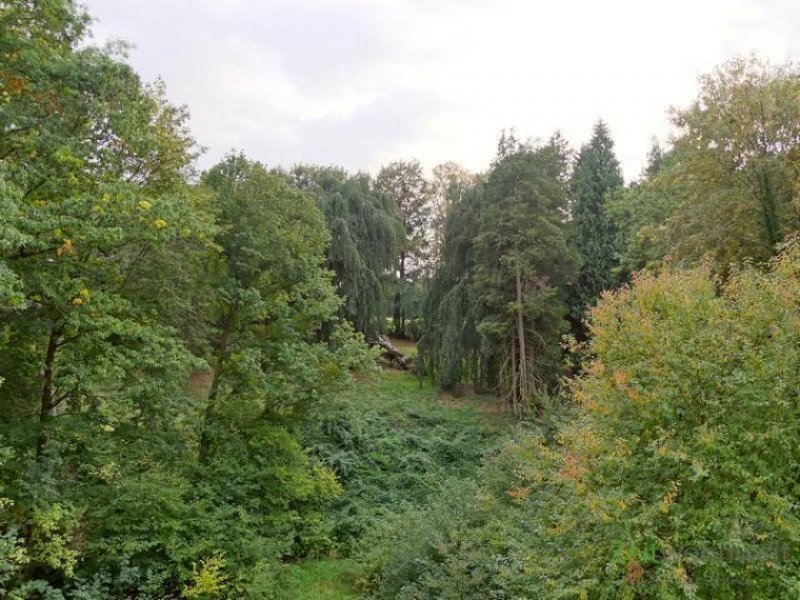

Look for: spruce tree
[569,120,623,325]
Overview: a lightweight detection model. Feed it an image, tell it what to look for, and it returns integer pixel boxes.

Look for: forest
[2,1,800,598]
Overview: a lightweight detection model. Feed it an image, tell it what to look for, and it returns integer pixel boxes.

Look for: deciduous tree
[376,160,431,336]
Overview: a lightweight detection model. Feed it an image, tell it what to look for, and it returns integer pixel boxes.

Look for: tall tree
[0,1,212,590]
[198,155,358,459]
[0,5,365,594]
[0,0,207,445]
[429,162,477,264]
[657,57,800,266]
[423,136,578,414]
[288,166,403,340]
[376,160,431,336]
[568,121,623,325]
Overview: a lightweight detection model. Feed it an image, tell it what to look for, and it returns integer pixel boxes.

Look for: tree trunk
[758,167,781,250]
[198,303,237,463]
[393,291,402,337]
[23,328,62,585]
[515,257,527,417]
[373,335,410,370]
[393,253,406,337]
[36,328,61,459]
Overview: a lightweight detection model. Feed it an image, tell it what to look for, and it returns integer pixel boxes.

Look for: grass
[293,364,515,598]
[278,559,360,600]
[370,367,512,431]
[387,336,418,358]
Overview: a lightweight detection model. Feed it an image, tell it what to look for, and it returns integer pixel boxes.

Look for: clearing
[285,356,514,598]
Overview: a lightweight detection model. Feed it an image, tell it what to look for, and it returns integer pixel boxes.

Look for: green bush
[304,372,507,557]
[364,241,800,599]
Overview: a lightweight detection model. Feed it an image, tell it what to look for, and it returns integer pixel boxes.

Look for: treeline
[365,58,800,598]
[0,2,477,596]
[4,0,800,598]
[0,2,396,596]
[422,57,800,417]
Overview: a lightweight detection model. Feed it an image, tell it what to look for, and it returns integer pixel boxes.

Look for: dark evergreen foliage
[422,137,578,413]
[568,121,623,325]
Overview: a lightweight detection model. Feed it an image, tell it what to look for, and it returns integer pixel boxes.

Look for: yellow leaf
[56,238,73,257]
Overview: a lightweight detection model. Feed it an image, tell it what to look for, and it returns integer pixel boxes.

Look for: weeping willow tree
[289,166,403,340]
[422,135,578,415]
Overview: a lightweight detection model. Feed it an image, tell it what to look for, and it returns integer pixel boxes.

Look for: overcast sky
[84,0,799,181]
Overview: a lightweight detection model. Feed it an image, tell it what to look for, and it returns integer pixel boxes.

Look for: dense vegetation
[2,1,800,598]
[421,135,578,414]
[368,247,800,598]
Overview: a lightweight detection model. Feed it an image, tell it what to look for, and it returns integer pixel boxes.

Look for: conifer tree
[568,121,623,325]
[423,136,578,414]
[429,162,476,264]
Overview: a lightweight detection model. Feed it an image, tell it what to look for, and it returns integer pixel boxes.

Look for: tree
[544,241,800,597]
[496,128,522,161]
[376,160,431,337]
[0,1,212,591]
[288,166,403,340]
[657,57,800,266]
[198,155,360,459]
[369,239,800,599]
[423,136,578,414]
[429,162,477,264]
[568,120,624,325]
[0,8,205,449]
[607,140,680,278]
[0,4,365,594]
[475,140,579,413]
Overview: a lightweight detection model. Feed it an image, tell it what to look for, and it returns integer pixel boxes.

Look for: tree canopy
[621,58,800,269]
[3,2,800,597]
[288,166,403,340]
[423,136,578,413]
[376,160,432,337]
[568,120,624,324]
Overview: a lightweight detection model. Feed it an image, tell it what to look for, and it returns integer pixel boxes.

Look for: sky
[84,0,800,182]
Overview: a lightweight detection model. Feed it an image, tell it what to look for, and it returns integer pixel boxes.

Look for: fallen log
[372,335,410,370]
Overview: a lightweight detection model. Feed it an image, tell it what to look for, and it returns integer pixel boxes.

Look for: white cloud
[85,0,800,180]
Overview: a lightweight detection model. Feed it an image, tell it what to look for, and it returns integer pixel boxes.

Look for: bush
[364,241,800,598]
